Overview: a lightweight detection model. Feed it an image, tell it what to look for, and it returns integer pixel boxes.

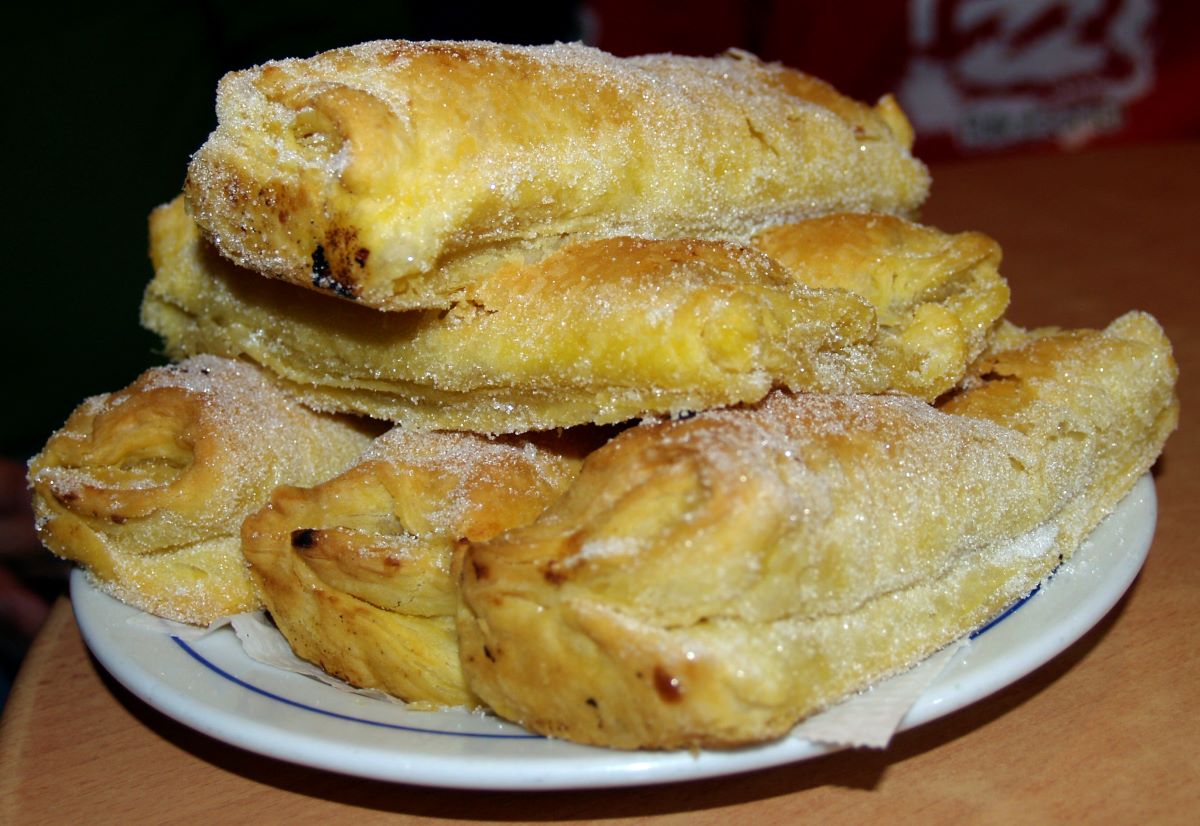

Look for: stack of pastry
[29,41,1177,750]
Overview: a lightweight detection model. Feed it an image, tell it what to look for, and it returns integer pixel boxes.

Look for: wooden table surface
[2,142,1197,825]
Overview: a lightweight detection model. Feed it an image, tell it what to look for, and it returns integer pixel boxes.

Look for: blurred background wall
[591,0,1200,160]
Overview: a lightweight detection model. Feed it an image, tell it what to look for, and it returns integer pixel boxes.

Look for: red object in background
[0,458,52,648]
[586,0,1200,160]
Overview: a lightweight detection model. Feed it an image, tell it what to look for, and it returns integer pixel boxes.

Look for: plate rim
[71,474,1157,790]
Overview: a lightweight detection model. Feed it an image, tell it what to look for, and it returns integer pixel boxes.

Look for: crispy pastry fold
[185,40,929,310]
[28,356,376,624]
[457,312,1178,749]
[752,212,1009,395]
[142,198,1005,432]
[241,427,592,707]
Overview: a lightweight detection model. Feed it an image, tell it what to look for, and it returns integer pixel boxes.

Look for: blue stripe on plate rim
[167,573,1050,740]
[168,634,540,739]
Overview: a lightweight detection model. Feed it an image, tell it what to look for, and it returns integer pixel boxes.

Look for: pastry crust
[27,356,376,625]
[142,197,1005,431]
[457,312,1178,749]
[184,40,929,310]
[752,212,1009,395]
[240,427,592,707]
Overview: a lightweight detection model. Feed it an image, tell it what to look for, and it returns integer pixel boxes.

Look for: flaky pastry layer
[457,312,1178,749]
[241,427,593,707]
[142,198,1005,432]
[752,211,1008,393]
[28,356,376,624]
[185,40,929,310]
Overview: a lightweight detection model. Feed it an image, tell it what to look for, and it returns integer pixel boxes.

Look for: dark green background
[3,2,581,459]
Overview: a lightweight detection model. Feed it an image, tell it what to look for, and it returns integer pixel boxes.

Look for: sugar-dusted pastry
[143,198,1004,432]
[751,212,1009,397]
[241,427,593,707]
[28,356,377,625]
[457,312,1178,749]
[184,40,930,310]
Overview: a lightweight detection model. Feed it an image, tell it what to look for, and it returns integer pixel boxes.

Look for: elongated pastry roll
[28,356,376,624]
[241,427,592,707]
[185,40,929,310]
[143,198,1005,432]
[457,312,1178,749]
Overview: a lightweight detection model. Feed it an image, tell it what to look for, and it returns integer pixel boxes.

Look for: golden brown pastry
[240,427,593,707]
[184,40,930,310]
[28,356,377,625]
[457,312,1178,749]
[143,198,1004,432]
[751,212,1009,395]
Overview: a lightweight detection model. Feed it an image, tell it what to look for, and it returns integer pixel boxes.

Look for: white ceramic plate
[72,475,1156,791]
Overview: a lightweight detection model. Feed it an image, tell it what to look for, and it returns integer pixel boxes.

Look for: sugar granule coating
[458,313,1178,749]
[241,426,588,706]
[185,40,930,310]
[143,198,1005,434]
[27,355,375,624]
